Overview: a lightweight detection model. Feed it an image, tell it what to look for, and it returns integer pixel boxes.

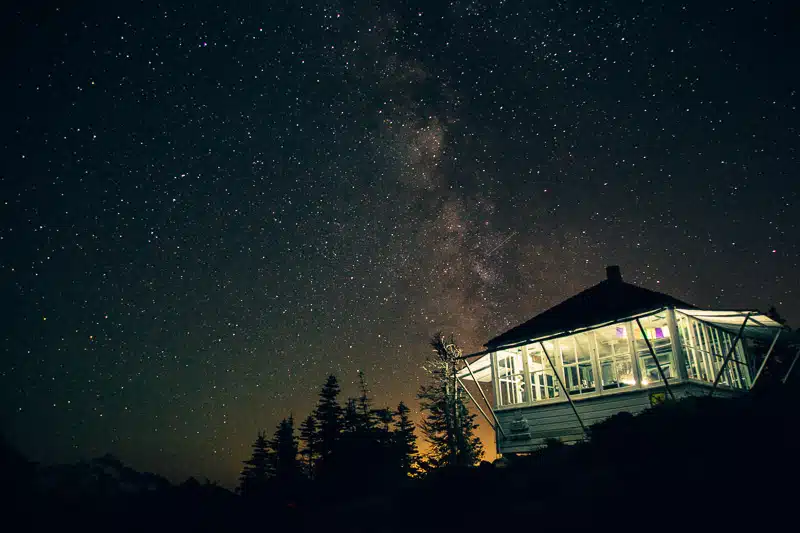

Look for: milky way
[2,1,797,486]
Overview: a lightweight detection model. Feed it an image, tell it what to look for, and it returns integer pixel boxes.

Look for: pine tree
[314,375,343,466]
[270,415,299,483]
[766,305,788,326]
[238,432,272,496]
[338,395,369,487]
[343,398,360,434]
[374,408,394,432]
[418,333,484,468]
[299,414,318,479]
[357,370,376,430]
[393,401,418,478]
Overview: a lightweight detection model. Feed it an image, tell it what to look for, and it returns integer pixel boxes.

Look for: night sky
[2,1,798,487]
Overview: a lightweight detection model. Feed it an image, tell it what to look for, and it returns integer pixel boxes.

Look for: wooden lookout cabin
[457,266,794,455]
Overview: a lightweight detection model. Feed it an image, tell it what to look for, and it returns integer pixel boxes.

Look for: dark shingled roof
[486,266,695,348]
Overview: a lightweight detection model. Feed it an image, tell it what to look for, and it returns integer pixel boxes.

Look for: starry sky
[2,1,798,486]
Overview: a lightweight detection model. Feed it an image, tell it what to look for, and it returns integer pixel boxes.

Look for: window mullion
[625,322,642,387]
[521,345,533,406]
[667,308,687,380]
[490,351,499,408]
[590,330,602,393]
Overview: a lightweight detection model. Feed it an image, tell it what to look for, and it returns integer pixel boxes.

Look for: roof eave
[485,305,673,350]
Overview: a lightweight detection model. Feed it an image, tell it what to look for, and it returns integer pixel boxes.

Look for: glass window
[730,338,751,388]
[694,321,717,379]
[633,313,675,385]
[594,323,636,389]
[575,333,597,393]
[557,333,596,395]
[526,343,560,402]
[496,348,528,407]
[675,312,751,390]
[715,330,749,389]
[677,314,707,380]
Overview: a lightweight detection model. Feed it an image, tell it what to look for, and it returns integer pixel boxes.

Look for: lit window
[634,314,675,385]
[676,313,750,389]
[526,344,560,402]
[594,324,635,389]
[496,348,527,406]
[560,333,596,395]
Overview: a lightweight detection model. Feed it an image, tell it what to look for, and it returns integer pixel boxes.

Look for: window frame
[489,307,754,411]
[674,311,752,390]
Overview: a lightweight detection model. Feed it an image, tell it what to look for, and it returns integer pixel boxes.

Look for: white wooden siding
[495,381,740,454]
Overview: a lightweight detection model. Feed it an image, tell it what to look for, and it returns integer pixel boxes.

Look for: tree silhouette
[270,416,299,484]
[344,373,380,473]
[393,401,419,478]
[418,333,483,468]
[766,305,788,326]
[343,398,360,434]
[299,414,318,479]
[357,370,376,430]
[374,407,394,432]
[313,375,343,474]
[238,432,271,496]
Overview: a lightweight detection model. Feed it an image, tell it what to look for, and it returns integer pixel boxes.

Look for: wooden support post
[750,329,781,389]
[489,352,501,455]
[491,351,500,409]
[540,342,588,438]
[738,336,754,387]
[635,318,676,401]
[782,348,800,384]
[462,357,506,438]
[450,355,461,466]
[710,314,751,395]
[457,376,496,431]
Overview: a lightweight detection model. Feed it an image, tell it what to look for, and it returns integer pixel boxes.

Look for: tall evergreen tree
[343,398,360,434]
[314,375,343,465]
[357,370,376,430]
[299,414,318,479]
[338,395,370,487]
[766,305,788,326]
[337,372,398,491]
[238,432,272,496]
[374,408,394,432]
[270,416,299,483]
[393,401,418,478]
[418,333,483,468]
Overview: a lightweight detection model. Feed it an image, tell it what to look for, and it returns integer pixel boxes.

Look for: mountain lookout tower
[457,266,793,454]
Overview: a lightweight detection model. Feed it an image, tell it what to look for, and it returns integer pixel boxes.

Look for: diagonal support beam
[540,342,588,438]
[750,329,781,389]
[461,357,506,438]
[710,313,751,395]
[456,376,497,434]
[635,318,675,401]
[782,348,800,384]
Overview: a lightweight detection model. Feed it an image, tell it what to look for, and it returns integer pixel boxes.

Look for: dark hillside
[6,387,797,531]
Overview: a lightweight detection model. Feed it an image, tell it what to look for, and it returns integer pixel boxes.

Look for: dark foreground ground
[4,387,800,532]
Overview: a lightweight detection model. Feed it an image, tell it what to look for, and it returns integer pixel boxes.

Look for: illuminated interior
[483,308,757,409]
[675,311,750,389]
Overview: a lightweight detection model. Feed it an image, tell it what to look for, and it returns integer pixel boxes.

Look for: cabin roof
[486,266,695,348]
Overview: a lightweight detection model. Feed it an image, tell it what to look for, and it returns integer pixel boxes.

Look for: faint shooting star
[485,231,517,256]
